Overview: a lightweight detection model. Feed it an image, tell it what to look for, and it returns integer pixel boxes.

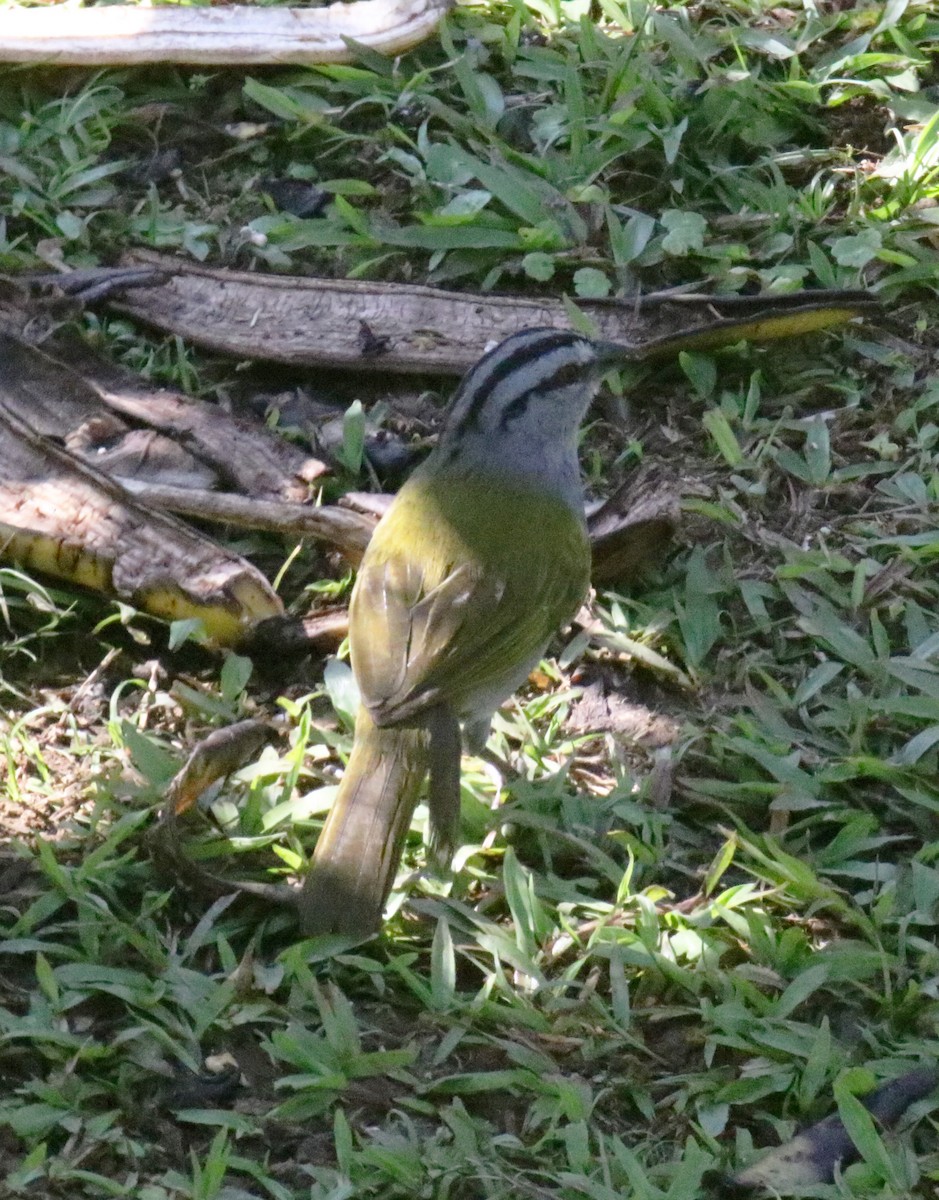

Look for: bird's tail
[299,705,429,937]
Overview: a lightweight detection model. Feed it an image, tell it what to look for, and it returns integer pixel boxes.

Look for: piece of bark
[0,328,224,490]
[0,0,451,66]
[111,250,880,376]
[297,608,352,649]
[340,491,395,520]
[0,309,327,503]
[23,266,169,303]
[244,608,351,659]
[31,332,325,501]
[66,414,220,491]
[588,471,680,585]
[0,396,282,646]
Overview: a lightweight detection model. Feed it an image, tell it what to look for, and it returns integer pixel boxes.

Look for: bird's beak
[592,340,641,370]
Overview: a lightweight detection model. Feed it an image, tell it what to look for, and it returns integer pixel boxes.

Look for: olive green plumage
[299,328,622,937]
[353,472,590,726]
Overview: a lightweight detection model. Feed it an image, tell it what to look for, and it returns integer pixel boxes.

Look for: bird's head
[438,327,628,447]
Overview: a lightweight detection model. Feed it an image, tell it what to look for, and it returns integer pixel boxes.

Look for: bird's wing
[350,547,584,727]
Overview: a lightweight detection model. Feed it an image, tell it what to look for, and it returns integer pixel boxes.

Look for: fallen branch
[0,311,327,504]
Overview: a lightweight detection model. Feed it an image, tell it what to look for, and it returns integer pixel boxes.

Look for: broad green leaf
[430,917,456,1011]
[661,209,707,256]
[522,251,556,281]
[833,1078,905,1188]
[803,415,831,485]
[772,964,829,1018]
[679,352,716,400]
[608,207,656,265]
[891,723,939,765]
[220,653,252,702]
[337,398,366,473]
[703,835,737,897]
[573,267,611,298]
[323,657,359,727]
[243,78,331,122]
[830,229,883,268]
[702,407,742,463]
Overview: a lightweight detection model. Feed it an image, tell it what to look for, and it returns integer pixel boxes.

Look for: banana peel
[631,297,875,362]
[167,719,278,816]
[0,397,282,646]
[111,250,880,375]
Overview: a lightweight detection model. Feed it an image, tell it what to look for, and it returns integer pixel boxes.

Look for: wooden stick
[125,480,376,562]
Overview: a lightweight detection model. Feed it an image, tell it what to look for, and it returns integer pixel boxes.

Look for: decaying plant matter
[0,392,283,647]
[114,249,880,375]
[0,269,877,651]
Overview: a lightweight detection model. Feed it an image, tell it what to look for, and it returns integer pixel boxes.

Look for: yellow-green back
[349,467,590,727]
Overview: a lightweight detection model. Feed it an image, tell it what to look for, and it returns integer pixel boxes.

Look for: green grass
[3,0,939,1197]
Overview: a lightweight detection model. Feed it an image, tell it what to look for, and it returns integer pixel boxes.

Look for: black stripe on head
[497,359,590,431]
[448,329,590,437]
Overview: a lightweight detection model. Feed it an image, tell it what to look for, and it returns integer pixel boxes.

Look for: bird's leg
[462,712,517,778]
[425,704,462,863]
[461,714,492,756]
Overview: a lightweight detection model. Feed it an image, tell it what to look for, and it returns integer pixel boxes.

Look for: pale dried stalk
[0,0,451,66]
[124,480,376,562]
